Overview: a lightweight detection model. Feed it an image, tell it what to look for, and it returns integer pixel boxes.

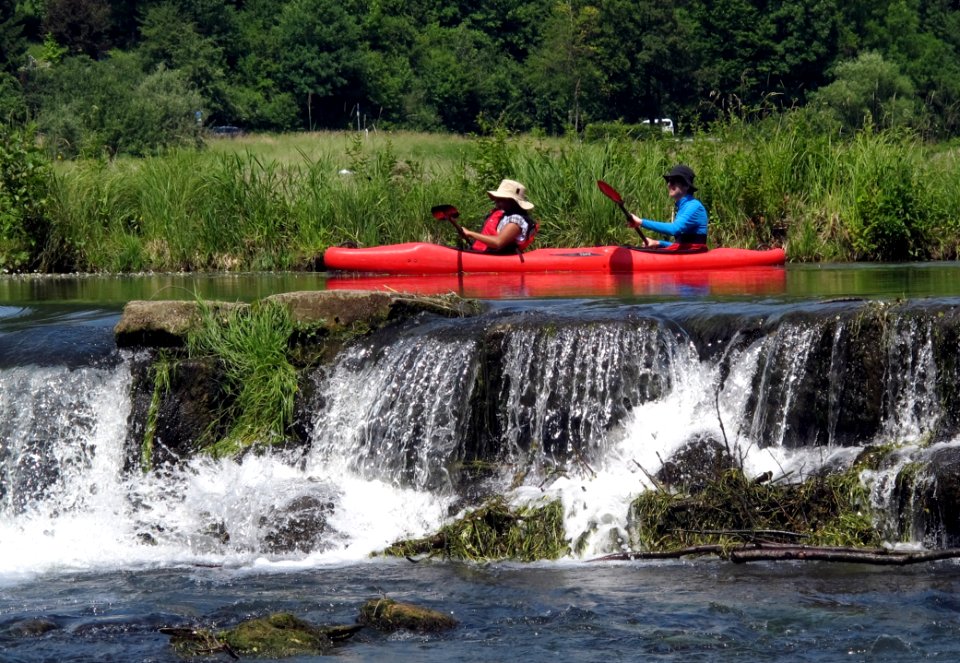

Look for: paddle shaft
[447,218,468,242]
[597,181,648,244]
[618,201,648,243]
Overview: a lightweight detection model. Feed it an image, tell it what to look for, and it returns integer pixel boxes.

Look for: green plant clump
[186,299,297,458]
[629,468,880,552]
[142,350,174,472]
[383,497,569,562]
[0,123,51,271]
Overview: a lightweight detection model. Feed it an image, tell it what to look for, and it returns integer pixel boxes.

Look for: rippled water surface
[4,561,960,662]
[5,264,960,661]
[3,261,960,304]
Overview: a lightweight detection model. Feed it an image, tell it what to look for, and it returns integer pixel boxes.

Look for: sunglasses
[666,178,685,187]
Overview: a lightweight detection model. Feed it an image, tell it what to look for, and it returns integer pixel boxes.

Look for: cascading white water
[743,322,825,447]
[307,335,480,491]
[0,362,133,578]
[881,316,941,441]
[0,355,452,579]
[496,321,680,469]
[4,306,960,579]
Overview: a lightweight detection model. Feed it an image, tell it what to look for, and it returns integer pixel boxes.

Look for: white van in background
[642,118,675,135]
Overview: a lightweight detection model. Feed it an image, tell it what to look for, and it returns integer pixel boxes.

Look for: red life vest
[471,210,539,252]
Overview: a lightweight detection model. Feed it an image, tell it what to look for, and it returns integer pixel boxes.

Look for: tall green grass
[187,299,297,458]
[41,123,960,271]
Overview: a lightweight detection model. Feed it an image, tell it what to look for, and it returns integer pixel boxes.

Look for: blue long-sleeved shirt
[640,195,708,247]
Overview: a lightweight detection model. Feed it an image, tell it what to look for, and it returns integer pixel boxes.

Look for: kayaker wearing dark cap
[628,164,708,250]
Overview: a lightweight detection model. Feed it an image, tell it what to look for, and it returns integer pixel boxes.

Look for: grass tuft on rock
[141,350,173,472]
[187,299,297,457]
[383,497,569,562]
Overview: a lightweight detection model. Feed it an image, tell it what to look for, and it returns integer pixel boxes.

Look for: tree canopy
[2,0,960,150]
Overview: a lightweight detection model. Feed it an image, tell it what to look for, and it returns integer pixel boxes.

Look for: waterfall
[881,315,941,441]
[495,320,685,469]
[4,300,960,575]
[0,364,131,515]
[307,333,480,491]
[0,361,134,576]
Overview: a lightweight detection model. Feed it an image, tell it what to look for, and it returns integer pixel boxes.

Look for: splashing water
[4,303,960,580]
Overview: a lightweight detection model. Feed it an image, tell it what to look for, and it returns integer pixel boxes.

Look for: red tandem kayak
[323,242,786,275]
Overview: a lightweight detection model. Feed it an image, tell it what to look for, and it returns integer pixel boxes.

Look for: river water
[4,263,960,661]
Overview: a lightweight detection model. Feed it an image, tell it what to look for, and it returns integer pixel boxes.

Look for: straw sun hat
[487,179,535,210]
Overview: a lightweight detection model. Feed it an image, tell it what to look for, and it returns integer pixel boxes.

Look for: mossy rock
[115,291,483,349]
[164,614,362,658]
[358,598,458,633]
[382,498,568,561]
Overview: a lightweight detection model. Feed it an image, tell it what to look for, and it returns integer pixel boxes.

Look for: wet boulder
[656,434,737,492]
[265,290,484,332]
[260,495,335,554]
[905,446,960,548]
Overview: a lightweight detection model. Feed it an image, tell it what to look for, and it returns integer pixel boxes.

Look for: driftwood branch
[728,545,960,566]
[590,545,725,561]
[590,543,960,566]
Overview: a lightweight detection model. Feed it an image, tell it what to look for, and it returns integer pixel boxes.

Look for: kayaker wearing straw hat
[628,164,709,250]
[462,179,539,254]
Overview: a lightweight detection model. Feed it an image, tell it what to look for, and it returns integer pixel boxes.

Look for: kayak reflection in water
[628,164,709,251]
[461,179,539,254]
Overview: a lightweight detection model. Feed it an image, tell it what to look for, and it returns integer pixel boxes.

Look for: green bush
[0,123,51,271]
[27,53,203,158]
[847,133,924,261]
[0,73,25,124]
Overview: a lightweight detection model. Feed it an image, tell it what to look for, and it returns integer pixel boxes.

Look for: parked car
[641,118,675,135]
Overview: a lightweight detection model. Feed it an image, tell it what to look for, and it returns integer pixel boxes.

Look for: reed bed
[41,123,960,272]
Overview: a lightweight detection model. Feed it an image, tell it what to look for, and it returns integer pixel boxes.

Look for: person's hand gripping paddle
[431,204,468,276]
[597,180,648,245]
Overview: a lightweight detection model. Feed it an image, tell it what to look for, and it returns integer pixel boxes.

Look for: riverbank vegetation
[4,3,960,271]
[3,121,955,273]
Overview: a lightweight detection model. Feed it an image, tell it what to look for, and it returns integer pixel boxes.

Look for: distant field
[205,130,474,168]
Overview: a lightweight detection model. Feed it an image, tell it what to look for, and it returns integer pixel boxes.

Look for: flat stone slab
[114,300,245,347]
[115,290,482,347]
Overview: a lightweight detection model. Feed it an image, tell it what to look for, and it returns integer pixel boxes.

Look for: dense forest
[2,0,960,156]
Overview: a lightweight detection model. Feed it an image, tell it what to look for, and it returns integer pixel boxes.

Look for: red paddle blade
[431,204,460,220]
[596,180,624,205]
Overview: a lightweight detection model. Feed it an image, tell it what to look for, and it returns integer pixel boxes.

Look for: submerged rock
[358,598,458,633]
[260,495,335,554]
[1,618,59,637]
